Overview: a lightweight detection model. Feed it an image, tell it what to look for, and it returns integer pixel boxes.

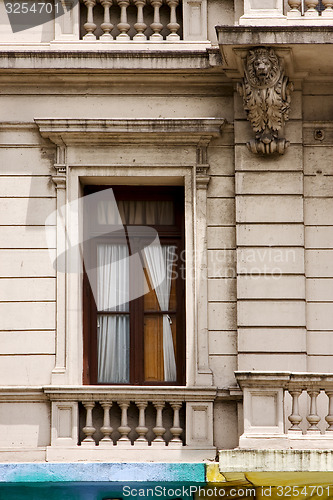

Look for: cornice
[0,48,219,72]
[35,118,226,146]
[216,25,333,45]
[0,387,47,402]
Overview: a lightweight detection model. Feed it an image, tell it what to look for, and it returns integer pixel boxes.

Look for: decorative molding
[237,47,294,155]
[0,388,47,402]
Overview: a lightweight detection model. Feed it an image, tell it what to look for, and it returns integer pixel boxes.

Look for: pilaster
[53,0,80,41]
[195,140,213,387]
[51,145,68,384]
[182,0,208,41]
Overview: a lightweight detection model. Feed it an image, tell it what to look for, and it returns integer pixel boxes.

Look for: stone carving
[237,47,294,155]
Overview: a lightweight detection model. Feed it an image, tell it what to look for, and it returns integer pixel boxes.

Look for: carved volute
[237,46,294,155]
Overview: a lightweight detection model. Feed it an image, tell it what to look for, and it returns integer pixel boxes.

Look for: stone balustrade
[80,0,182,41]
[288,0,332,17]
[80,398,184,446]
[44,386,216,460]
[236,372,333,449]
[239,0,333,24]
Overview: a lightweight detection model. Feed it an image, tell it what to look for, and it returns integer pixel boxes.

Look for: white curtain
[98,200,174,225]
[97,244,129,383]
[144,245,177,382]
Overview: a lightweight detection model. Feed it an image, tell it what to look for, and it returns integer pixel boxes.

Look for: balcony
[0,0,209,48]
[239,0,333,25]
[235,371,333,450]
[79,0,183,41]
[44,386,216,462]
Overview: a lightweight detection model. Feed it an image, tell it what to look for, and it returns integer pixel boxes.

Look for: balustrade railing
[45,386,215,457]
[236,372,333,449]
[79,398,185,446]
[80,0,182,41]
[288,0,333,17]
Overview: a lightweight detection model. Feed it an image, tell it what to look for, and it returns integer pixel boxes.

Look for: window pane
[97,314,130,384]
[144,269,177,312]
[144,245,177,312]
[144,314,176,382]
[97,244,130,383]
[97,244,129,312]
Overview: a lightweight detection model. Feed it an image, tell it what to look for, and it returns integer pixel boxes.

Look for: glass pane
[97,244,129,312]
[144,314,176,382]
[144,269,177,312]
[97,314,130,384]
[144,245,177,312]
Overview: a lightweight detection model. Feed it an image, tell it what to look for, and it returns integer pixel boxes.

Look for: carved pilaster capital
[196,165,210,190]
[51,145,67,189]
[52,172,67,189]
[196,140,211,189]
[237,46,294,155]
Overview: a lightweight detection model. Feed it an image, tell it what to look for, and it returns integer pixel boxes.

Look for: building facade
[0,0,333,496]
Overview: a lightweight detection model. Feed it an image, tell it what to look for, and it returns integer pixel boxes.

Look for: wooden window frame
[83,185,185,386]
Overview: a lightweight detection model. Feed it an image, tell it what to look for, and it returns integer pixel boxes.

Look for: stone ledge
[219,449,333,472]
[0,462,206,482]
[43,385,218,401]
[46,447,216,463]
[0,48,217,71]
[216,26,333,46]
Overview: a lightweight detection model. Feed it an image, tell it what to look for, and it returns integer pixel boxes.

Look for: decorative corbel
[52,144,67,189]
[196,139,210,189]
[237,46,294,155]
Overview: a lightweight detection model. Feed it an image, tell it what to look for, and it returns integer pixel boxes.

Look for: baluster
[117,401,131,442]
[83,0,97,40]
[169,402,183,445]
[133,0,147,41]
[304,0,319,15]
[150,0,163,41]
[116,0,131,40]
[322,0,333,14]
[135,402,148,443]
[288,0,302,13]
[306,390,321,432]
[100,402,113,443]
[82,402,96,443]
[166,0,180,41]
[152,401,166,444]
[288,390,302,432]
[100,0,113,40]
[325,391,333,431]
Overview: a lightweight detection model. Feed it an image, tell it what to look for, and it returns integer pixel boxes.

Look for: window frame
[83,185,186,386]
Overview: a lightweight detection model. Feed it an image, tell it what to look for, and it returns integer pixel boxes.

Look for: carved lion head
[246,47,281,88]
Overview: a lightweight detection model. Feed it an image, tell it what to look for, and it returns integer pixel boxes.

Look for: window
[83,186,185,385]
